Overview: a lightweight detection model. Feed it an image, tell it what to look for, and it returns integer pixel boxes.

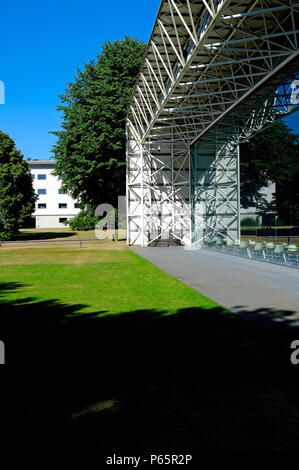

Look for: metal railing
[203,243,299,269]
[0,238,105,248]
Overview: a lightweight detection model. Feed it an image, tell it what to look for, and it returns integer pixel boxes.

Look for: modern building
[28,160,80,228]
[126,0,299,247]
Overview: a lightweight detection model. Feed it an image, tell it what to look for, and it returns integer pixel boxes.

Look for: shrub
[64,209,99,231]
[0,231,13,241]
[241,217,258,227]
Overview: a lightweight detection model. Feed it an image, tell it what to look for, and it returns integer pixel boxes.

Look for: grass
[1,242,299,449]
[16,227,127,241]
[0,246,217,315]
[16,228,97,240]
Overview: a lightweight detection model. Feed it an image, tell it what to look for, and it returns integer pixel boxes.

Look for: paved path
[131,246,299,327]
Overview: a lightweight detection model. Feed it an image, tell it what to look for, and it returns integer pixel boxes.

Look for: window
[31,174,35,179]
[59,218,67,223]
[59,203,67,209]
[38,189,46,195]
[74,203,81,209]
[38,174,46,180]
[38,203,47,209]
[58,188,66,194]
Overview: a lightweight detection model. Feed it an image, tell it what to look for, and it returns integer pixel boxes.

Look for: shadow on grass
[1,282,299,449]
[12,231,77,241]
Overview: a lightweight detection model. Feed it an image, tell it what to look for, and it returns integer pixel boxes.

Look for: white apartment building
[28,160,80,228]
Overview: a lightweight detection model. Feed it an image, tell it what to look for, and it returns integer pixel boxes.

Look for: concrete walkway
[131,246,299,327]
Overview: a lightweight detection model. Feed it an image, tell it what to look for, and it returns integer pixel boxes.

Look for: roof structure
[128,0,299,145]
[27,160,56,165]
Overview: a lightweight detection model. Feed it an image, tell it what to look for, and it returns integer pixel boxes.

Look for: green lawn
[17,227,97,240]
[1,245,299,448]
[16,227,127,241]
[0,247,218,315]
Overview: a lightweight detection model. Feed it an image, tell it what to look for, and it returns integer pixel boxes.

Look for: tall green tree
[240,120,299,225]
[256,195,277,226]
[51,36,146,208]
[0,130,37,239]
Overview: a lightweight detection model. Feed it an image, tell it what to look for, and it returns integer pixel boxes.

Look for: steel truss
[127,0,299,247]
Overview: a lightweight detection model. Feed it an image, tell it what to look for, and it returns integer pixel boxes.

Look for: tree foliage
[0,130,37,239]
[256,195,277,226]
[63,206,99,231]
[240,120,299,225]
[51,37,146,208]
[240,217,258,227]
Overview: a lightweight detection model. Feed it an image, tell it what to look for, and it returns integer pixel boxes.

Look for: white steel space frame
[127,0,299,247]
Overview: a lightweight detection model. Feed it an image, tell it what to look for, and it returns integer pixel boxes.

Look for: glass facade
[190,131,240,246]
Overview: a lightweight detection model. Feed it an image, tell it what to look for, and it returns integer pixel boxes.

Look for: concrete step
[148,238,182,247]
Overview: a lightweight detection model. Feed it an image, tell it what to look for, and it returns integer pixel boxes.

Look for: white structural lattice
[127,0,299,246]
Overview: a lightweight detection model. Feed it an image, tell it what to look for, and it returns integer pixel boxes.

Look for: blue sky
[0,0,298,160]
[0,0,160,160]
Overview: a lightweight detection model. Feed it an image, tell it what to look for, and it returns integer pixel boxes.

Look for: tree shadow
[1,282,299,449]
[232,305,299,329]
[12,231,77,241]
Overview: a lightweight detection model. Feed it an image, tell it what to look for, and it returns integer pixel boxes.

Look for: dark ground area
[1,281,299,451]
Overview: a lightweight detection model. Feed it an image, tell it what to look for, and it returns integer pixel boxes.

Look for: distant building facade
[28,160,80,228]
